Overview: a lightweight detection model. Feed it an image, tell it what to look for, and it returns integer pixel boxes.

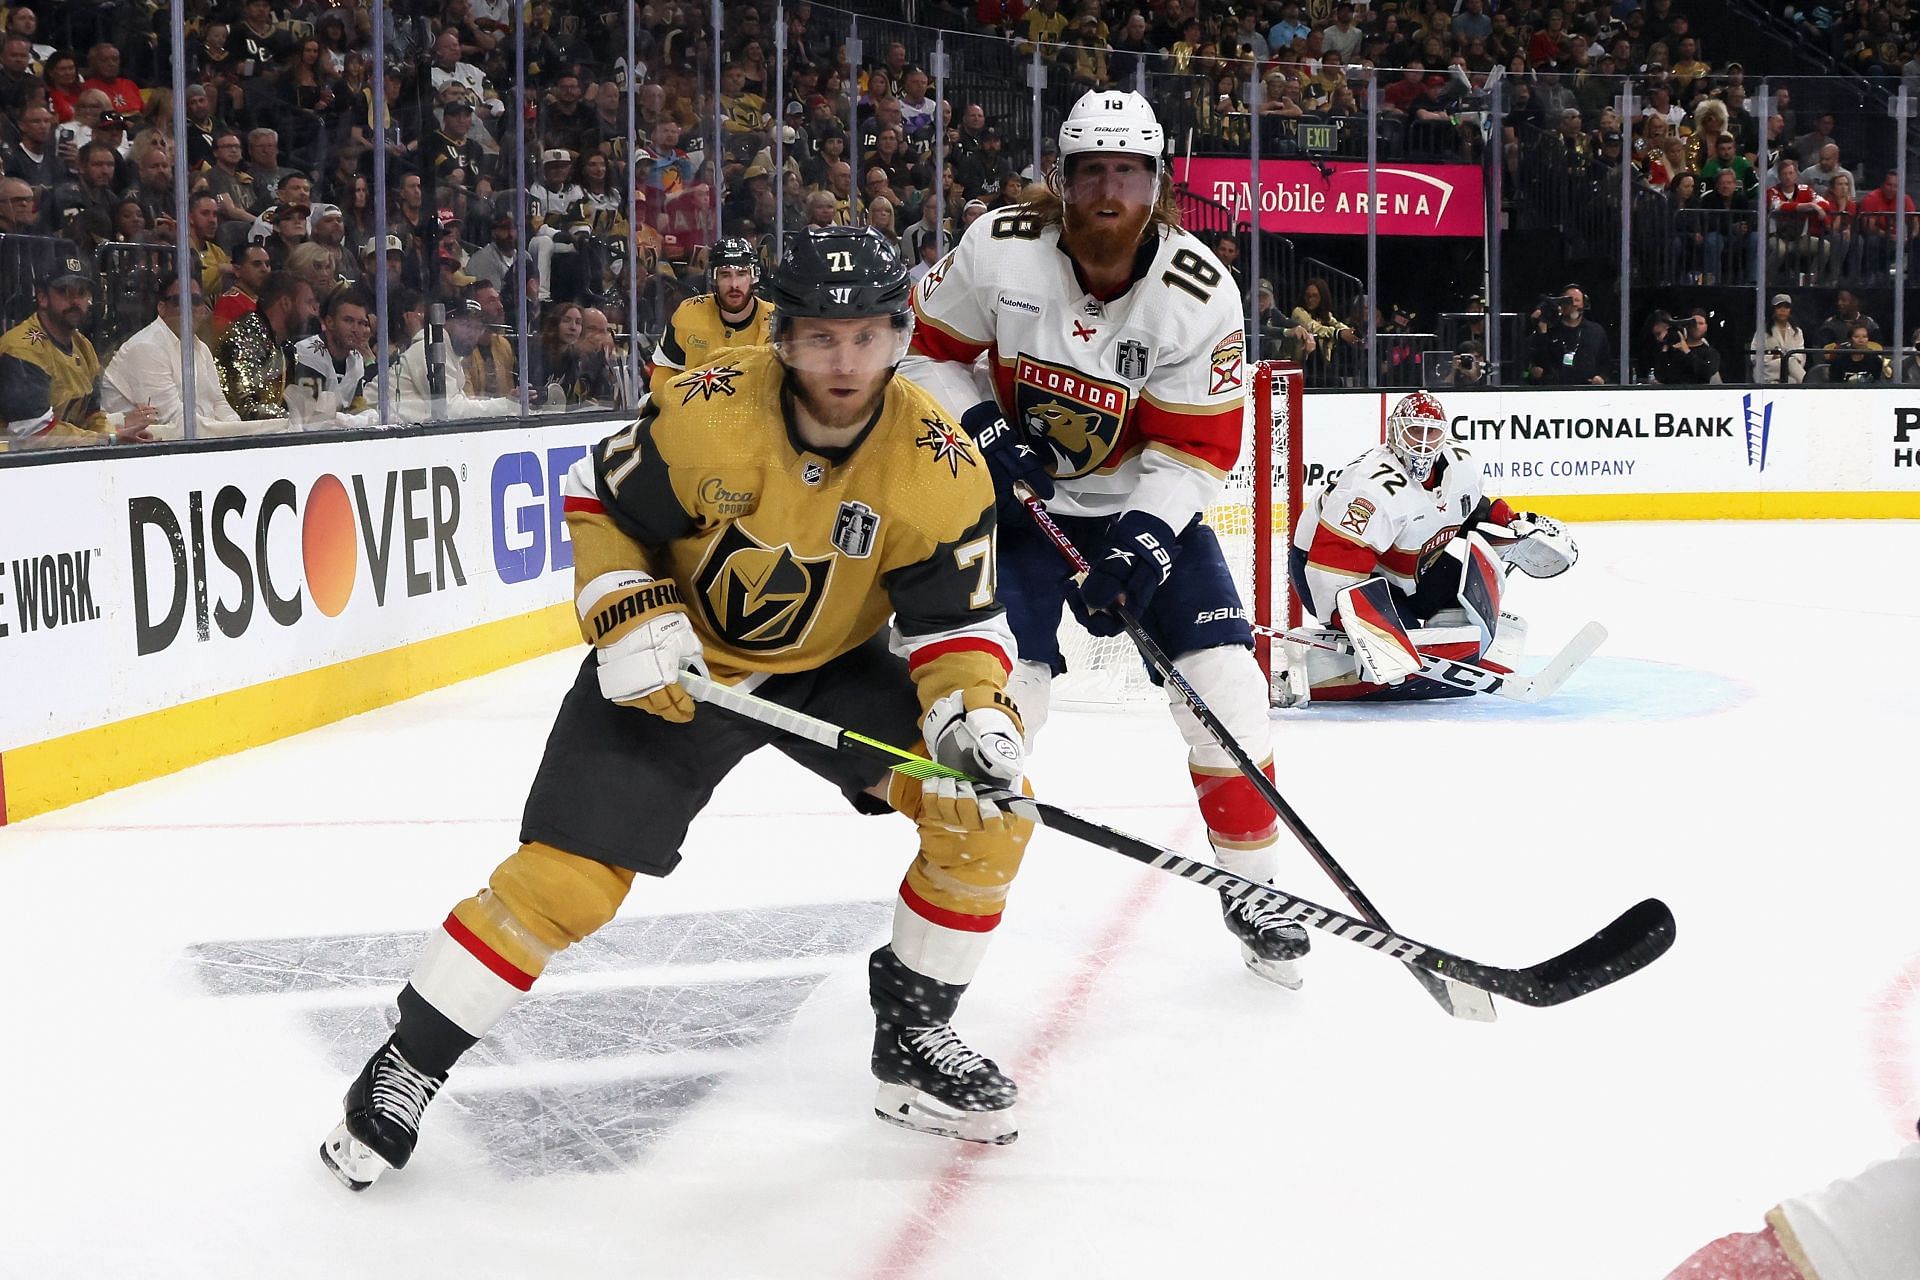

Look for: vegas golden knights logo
[693,522,834,652]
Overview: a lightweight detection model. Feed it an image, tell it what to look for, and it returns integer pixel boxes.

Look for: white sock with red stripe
[405,911,540,1048]
[889,880,999,988]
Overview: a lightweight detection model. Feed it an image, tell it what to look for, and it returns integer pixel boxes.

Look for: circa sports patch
[1340,495,1375,537]
[1209,329,1245,394]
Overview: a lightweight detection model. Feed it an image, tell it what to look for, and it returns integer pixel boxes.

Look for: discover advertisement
[0,420,612,752]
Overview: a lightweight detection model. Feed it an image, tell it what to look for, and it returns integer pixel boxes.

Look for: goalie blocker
[1282,390,1580,705]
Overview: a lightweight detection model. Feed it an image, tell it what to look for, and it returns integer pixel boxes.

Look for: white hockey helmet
[1386,390,1449,481]
[1057,90,1165,172]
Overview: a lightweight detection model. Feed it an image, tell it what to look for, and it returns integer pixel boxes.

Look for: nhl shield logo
[1116,340,1149,379]
[831,501,880,558]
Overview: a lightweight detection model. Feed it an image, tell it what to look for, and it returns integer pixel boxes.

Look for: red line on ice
[866,840,1179,1280]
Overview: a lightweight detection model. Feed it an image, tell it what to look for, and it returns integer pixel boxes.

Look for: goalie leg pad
[1445,530,1505,651]
[1334,578,1423,686]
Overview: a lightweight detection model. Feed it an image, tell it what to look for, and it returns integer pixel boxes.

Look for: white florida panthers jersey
[1292,441,1505,620]
[897,206,1248,530]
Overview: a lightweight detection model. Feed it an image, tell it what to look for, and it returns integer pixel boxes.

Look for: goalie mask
[1386,390,1449,481]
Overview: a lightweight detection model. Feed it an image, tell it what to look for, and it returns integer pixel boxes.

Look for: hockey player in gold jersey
[646,236,774,399]
[322,227,1036,1192]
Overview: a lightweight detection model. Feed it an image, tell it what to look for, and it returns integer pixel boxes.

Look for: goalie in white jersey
[899,90,1311,987]
[1285,390,1578,703]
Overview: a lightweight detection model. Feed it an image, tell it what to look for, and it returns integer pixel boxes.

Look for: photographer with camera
[1650,306,1723,385]
[1439,339,1488,387]
[1526,285,1610,384]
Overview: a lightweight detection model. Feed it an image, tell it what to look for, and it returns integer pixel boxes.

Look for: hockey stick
[678,672,1677,1008]
[1270,620,1609,705]
[1012,484,1493,1021]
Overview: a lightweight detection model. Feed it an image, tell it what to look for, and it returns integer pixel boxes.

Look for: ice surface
[2,521,1917,1280]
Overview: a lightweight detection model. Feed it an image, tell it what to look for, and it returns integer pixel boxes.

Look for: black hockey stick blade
[1431,897,1677,1007]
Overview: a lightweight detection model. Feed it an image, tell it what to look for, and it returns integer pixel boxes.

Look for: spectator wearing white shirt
[1801,143,1848,198]
[396,295,517,421]
[101,278,248,435]
[1321,4,1363,61]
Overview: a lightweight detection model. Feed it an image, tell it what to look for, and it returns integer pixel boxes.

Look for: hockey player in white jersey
[1285,389,1578,703]
[898,90,1310,987]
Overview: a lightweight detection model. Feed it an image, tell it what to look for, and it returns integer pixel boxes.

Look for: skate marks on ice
[1279,656,1749,724]
[184,901,889,1177]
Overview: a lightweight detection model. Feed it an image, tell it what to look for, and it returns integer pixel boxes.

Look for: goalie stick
[1012,484,1493,1021]
[1271,620,1610,705]
[678,672,1677,1008]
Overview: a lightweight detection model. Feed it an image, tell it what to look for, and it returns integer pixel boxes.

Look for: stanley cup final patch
[1116,339,1149,379]
[832,501,880,558]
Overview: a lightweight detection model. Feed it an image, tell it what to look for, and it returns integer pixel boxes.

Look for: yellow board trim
[2,603,578,825]
[1504,492,1920,520]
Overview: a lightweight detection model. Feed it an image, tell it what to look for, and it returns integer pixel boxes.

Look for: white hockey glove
[1493,511,1578,579]
[577,570,709,722]
[333,409,384,431]
[919,688,1025,833]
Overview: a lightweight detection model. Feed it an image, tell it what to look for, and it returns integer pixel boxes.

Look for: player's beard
[1062,198,1152,275]
[718,283,752,316]
[790,368,889,434]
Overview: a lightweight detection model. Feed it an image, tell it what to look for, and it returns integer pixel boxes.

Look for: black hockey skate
[869,946,1017,1145]
[320,1034,446,1191]
[1221,889,1310,989]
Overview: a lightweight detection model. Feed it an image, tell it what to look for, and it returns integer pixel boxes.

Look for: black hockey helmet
[766,225,910,319]
[710,235,760,281]
[768,226,915,371]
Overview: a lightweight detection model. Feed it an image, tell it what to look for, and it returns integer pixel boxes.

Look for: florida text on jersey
[899,205,1248,531]
[564,346,1016,700]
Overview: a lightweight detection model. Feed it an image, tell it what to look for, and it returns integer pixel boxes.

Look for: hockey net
[1052,360,1305,706]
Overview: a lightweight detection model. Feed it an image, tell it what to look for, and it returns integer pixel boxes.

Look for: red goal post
[1051,359,1306,706]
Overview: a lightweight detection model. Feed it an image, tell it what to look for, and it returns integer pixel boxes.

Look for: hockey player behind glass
[896,90,1308,989]
[1284,389,1579,704]
[320,226,1035,1191]
[646,235,774,400]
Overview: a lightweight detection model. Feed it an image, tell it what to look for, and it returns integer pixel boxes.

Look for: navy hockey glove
[960,400,1053,503]
[1073,510,1178,636]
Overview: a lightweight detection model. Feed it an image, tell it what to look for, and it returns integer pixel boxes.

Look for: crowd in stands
[2,0,1919,449]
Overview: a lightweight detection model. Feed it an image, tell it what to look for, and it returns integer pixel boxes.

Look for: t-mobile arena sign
[1173,158,1485,238]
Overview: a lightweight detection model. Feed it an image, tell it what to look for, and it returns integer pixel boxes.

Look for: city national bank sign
[1173,158,1484,238]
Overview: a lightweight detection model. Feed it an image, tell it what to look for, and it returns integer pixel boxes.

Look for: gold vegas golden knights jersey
[565,346,1017,715]
[646,294,774,399]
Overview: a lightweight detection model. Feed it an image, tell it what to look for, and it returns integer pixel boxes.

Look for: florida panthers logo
[692,522,834,652]
[1012,355,1127,479]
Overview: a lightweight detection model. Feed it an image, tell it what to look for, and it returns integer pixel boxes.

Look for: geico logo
[491,444,589,584]
[128,467,466,656]
[0,548,101,640]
